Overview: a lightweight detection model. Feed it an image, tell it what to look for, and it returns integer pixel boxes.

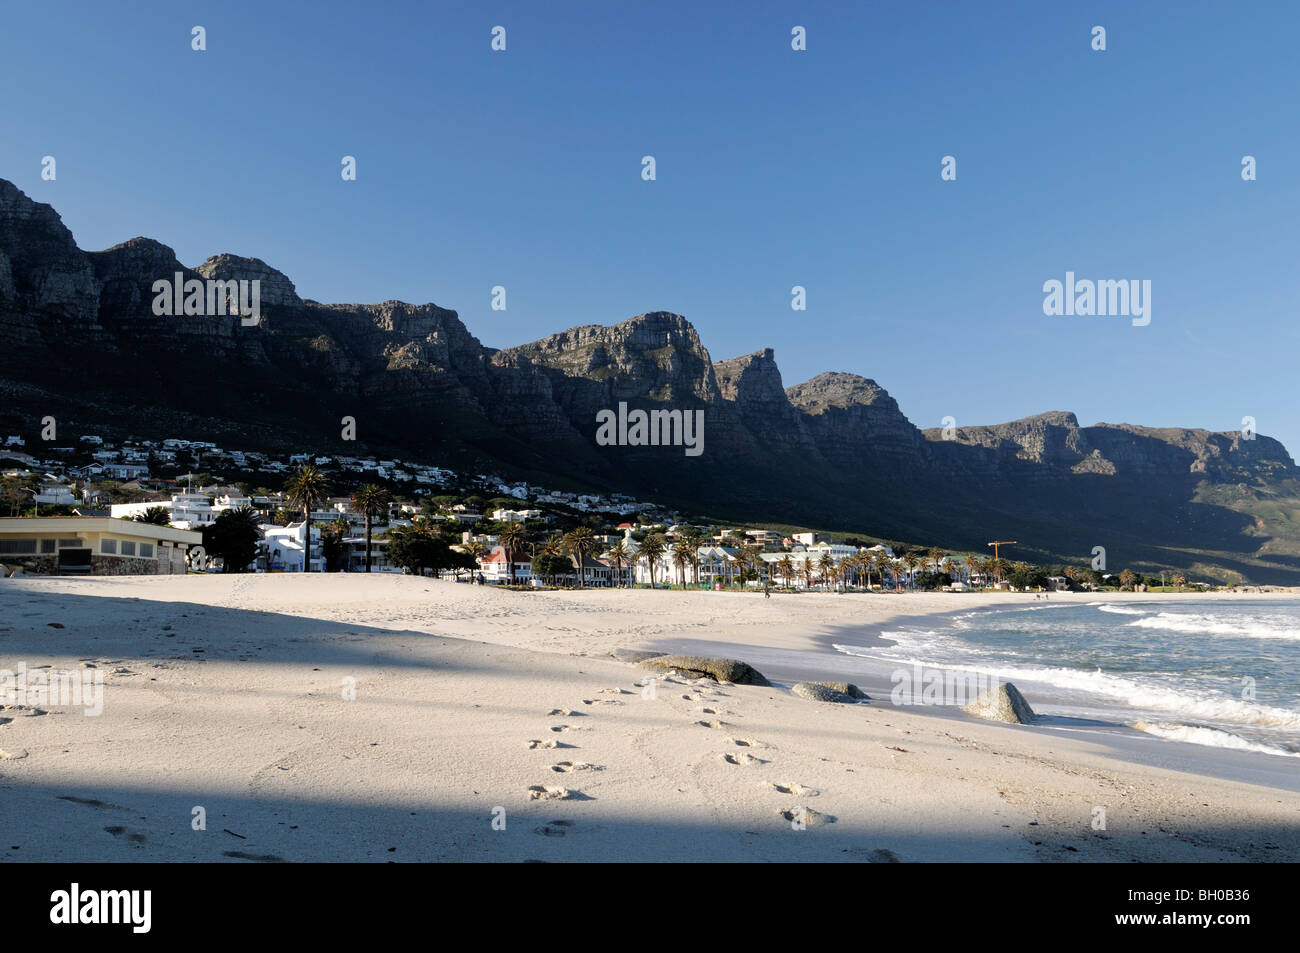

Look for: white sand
[1,574,1296,862]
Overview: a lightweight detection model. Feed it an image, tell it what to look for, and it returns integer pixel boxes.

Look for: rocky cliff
[2,178,1297,582]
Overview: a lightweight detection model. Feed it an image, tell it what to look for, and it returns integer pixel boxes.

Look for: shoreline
[632,591,1300,794]
[1,575,1297,862]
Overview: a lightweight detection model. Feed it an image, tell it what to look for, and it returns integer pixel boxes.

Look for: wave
[834,650,1300,731]
[1095,604,1151,616]
[1132,721,1300,758]
[1125,612,1300,641]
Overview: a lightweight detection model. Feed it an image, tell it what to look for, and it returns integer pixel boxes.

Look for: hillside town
[1,432,1201,592]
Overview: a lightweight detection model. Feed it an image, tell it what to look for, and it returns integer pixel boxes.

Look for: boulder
[963,681,1036,724]
[637,654,770,686]
[791,681,869,703]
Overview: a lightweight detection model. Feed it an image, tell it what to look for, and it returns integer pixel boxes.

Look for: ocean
[835,598,1300,759]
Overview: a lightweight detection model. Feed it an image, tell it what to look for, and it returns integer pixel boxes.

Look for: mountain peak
[195,254,301,307]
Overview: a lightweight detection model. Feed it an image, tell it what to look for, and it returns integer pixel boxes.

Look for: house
[111,493,216,528]
[490,508,543,523]
[259,522,324,572]
[35,482,79,505]
[0,517,200,575]
[479,546,531,584]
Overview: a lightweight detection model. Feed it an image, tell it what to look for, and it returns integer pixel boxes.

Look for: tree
[532,551,570,586]
[465,538,489,567]
[1007,567,1048,591]
[562,526,598,588]
[285,466,328,573]
[903,552,920,590]
[818,552,835,590]
[498,522,528,586]
[914,569,953,591]
[639,534,667,588]
[199,506,262,573]
[320,518,351,572]
[1170,571,1187,591]
[730,546,755,588]
[676,528,704,585]
[351,484,391,572]
[1118,569,1138,591]
[669,544,691,588]
[605,541,630,588]
[388,524,454,577]
[778,554,794,589]
[1,475,32,516]
[130,505,172,526]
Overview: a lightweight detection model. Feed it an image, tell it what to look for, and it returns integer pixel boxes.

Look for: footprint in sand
[730,738,761,747]
[763,781,820,797]
[598,688,632,696]
[546,708,584,717]
[582,698,623,706]
[0,748,29,760]
[103,825,147,844]
[223,850,286,863]
[549,724,589,733]
[1,705,48,718]
[722,752,767,767]
[551,761,603,773]
[778,806,837,826]
[528,785,574,801]
[696,720,726,729]
[533,820,574,837]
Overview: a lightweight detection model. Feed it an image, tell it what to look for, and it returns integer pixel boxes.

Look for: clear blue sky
[4,1,1297,455]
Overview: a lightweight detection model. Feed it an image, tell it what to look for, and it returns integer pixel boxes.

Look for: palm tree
[733,545,759,588]
[498,522,528,587]
[670,544,691,588]
[818,552,835,591]
[903,552,920,590]
[605,541,630,588]
[676,529,704,586]
[777,554,794,589]
[130,505,173,526]
[465,538,489,571]
[351,484,391,572]
[285,465,328,573]
[639,533,666,588]
[563,527,599,588]
[928,548,946,574]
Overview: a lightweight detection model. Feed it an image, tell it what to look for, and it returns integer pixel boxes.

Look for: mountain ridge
[3,177,1297,582]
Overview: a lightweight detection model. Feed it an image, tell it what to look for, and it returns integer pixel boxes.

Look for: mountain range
[3,177,1298,583]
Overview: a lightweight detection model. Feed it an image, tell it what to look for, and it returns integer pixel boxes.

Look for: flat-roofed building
[0,517,201,575]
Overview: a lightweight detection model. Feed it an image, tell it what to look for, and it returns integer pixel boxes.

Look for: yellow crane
[986,540,1017,561]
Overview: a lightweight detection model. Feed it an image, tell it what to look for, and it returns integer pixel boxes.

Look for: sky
[3,1,1298,455]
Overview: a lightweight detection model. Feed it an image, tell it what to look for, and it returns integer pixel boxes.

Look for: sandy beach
[1,574,1297,862]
